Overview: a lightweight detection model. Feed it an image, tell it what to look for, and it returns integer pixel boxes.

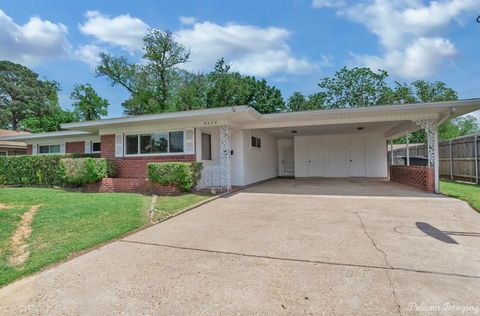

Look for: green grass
[0,188,151,287]
[152,193,212,222]
[441,180,480,211]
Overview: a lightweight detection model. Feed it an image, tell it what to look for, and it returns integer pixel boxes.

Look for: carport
[240,99,480,193]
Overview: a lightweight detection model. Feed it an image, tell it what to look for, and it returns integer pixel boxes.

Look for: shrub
[60,158,117,186]
[0,155,66,185]
[147,162,203,192]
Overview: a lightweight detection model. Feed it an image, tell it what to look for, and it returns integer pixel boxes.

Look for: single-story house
[1,99,479,193]
[0,129,29,156]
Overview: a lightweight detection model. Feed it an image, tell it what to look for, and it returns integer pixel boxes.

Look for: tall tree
[70,84,109,121]
[0,61,58,130]
[287,92,326,111]
[143,29,190,111]
[21,106,77,132]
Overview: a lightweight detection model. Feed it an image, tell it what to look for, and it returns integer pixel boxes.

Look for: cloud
[179,16,197,25]
[73,44,105,67]
[175,21,317,76]
[0,10,70,65]
[311,0,345,9]
[79,11,149,52]
[332,0,480,78]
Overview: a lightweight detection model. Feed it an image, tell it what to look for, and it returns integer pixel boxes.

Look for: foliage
[21,106,77,132]
[0,155,111,186]
[0,61,59,130]
[0,188,150,286]
[60,158,117,186]
[70,83,109,121]
[147,162,203,192]
[441,180,480,212]
[287,91,326,111]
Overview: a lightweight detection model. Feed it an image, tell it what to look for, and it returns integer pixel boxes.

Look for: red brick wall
[84,178,180,195]
[66,141,85,154]
[100,134,196,178]
[100,134,115,158]
[390,165,434,193]
[27,144,32,155]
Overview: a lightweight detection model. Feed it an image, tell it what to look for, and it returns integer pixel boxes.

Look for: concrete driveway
[1,179,480,315]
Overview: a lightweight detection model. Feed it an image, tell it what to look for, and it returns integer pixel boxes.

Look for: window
[0,151,7,156]
[125,131,184,155]
[92,141,101,153]
[251,136,261,149]
[38,145,61,154]
[201,132,212,160]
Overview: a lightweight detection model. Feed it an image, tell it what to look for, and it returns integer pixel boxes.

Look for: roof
[0,129,29,148]
[0,99,479,141]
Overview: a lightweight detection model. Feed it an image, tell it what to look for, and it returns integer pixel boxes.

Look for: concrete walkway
[1,179,480,315]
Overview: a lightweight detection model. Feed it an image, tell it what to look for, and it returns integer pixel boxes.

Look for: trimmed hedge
[147,162,203,192]
[0,155,65,185]
[0,155,116,186]
[60,158,117,186]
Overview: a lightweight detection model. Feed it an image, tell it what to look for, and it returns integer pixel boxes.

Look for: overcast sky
[0,0,479,119]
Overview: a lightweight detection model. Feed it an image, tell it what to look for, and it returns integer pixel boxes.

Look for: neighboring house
[0,100,479,193]
[0,129,29,156]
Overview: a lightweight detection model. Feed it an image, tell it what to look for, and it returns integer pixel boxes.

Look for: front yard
[440,180,480,211]
[0,188,213,287]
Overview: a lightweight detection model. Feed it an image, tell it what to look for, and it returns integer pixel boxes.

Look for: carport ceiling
[261,121,413,137]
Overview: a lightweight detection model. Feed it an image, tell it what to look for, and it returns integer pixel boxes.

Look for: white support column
[406,131,410,166]
[416,119,439,193]
[219,125,232,191]
[390,138,394,166]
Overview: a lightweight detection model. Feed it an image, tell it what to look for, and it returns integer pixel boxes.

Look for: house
[0,129,29,156]
[1,99,479,193]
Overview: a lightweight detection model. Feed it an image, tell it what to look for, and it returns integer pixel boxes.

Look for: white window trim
[251,135,262,150]
[37,143,64,155]
[200,130,213,161]
[91,141,101,153]
[124,130,186,157]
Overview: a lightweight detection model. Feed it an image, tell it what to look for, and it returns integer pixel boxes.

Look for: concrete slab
[1,179,479,315]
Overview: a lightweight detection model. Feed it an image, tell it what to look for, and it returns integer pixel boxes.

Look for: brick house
[1,101,479,193]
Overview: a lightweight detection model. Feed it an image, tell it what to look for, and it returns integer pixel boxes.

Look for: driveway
[1,179,480,315]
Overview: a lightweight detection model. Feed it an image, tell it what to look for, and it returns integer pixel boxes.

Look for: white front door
[308,142,325,177]
[349,141,366,177]
[280,145,294,176]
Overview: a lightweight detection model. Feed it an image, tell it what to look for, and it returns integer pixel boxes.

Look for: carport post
[406,131,410,166]
[390,138,394,165]
[416,119,439,193]
[434,127,440,193]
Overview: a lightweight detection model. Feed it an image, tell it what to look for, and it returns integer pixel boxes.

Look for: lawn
[152,193,213,222]
[0,188,152,287]
[441,180,480,211]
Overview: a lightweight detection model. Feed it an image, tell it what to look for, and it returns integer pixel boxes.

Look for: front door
[280,145,294,176]
[349,141,366,177]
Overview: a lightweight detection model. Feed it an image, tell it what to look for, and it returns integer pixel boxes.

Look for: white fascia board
[61,106,260,130]
[0,130,92,141]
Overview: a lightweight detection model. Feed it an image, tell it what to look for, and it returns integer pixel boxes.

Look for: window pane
[151,133,168,153]
[251,136,256,147]
[201,132,211,160]
[0,152,6,156]
[126,135,138,155]
[256,138,261,148]
[169,131,184,153]
[140,135,153,154]
[92,142,101,152]
[50,145,61,153]
[39,145,49,154]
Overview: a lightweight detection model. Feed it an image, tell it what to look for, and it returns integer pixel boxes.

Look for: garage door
[307,141,366,177]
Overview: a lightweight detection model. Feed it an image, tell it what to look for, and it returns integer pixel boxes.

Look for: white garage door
[307,141,366,177]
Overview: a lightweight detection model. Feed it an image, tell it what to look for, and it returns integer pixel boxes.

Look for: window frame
[38,144,62,155]
[0,151,7,156]
[200,131,212,161]
[251,136,262,149]
[124,130,185,157]
[91,141,101,153]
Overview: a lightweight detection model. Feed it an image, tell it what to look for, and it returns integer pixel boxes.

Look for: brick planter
[390,165,434,193]
[84,178,180,195]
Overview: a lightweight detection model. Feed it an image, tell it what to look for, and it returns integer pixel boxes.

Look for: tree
[70,84,109,121]
[143,29,190,111]
[0,61,58,130]
[317,67,392,108]
[21,107,77,132]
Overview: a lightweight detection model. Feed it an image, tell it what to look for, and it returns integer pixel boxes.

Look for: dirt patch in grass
[9,205,40,267]
[0,204,8,210]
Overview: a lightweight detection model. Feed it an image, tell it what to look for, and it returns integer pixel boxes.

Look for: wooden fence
[390,134,479,184]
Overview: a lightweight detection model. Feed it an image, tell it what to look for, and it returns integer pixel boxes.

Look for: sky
[0,0,479,119]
